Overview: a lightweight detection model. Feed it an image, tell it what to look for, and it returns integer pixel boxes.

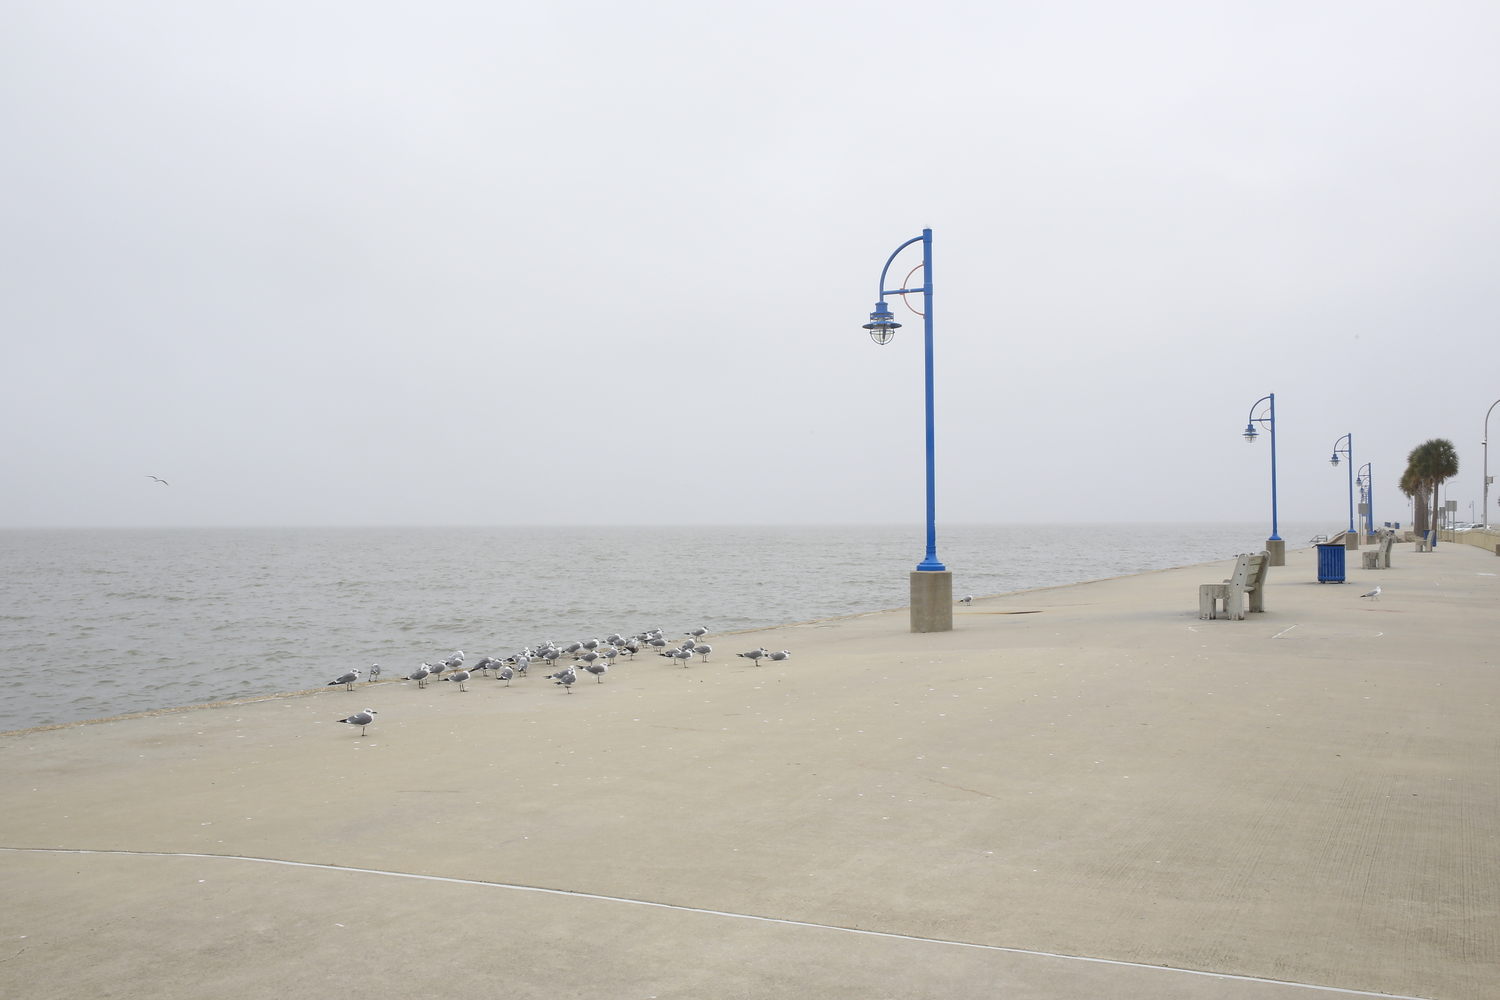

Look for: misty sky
[2,1,1497,529]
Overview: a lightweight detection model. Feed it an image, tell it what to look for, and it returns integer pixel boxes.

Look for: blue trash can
[1316,543,1346,583]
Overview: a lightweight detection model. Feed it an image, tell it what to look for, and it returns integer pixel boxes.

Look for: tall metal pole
[1268,394,1280,541]
[917,229,943,571]
[865,230,949,632]
[1485,399,1499,529]
[1347,434,1355,535]
[1331,433,1353,535]
[1356,463,1372,537]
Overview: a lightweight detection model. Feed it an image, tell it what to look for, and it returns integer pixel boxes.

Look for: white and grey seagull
[1360,586,1382,602]
[958,595,973,604]
[336,709,377,735]
[767,649,791,662]
[736,647,769,665]
[328,669,361,691]
[442,668,472,691]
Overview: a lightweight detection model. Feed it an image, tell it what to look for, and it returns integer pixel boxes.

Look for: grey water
[0,523,1321,733]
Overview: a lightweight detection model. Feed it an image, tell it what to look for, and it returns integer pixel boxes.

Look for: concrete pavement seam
[1,847,1432,1000]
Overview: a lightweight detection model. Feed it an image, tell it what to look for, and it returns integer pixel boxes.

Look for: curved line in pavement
[0,847,1428,1000]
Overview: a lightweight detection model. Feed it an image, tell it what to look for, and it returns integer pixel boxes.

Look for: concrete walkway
[3,542,1497,999]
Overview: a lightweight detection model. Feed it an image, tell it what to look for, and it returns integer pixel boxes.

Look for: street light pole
[863,228,950,633]
[1485,398,1500,529]
[1242,394,1283,565]
[1360,464,1372,537]
[1330,433,1354,544]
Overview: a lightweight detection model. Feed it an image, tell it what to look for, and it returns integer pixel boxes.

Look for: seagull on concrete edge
[1360,586,1382,601]
[368,663,381,681]
[336,709,376,735]
[737,647,769,665]
[328,669,361,691]
[958,595,973,604]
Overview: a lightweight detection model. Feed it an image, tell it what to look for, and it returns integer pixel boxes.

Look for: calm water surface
[0,524,1319,731]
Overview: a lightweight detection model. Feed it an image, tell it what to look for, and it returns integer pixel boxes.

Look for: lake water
[0,523,1320,732]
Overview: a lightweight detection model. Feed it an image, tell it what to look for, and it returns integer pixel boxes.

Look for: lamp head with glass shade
[1243,423,1259,443]
[862,302,901,345]
[1330,453,1341,467]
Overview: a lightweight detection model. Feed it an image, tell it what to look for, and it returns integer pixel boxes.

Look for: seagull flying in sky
[146,476,168,485]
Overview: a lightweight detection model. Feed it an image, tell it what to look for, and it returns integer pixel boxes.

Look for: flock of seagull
[329,627,793,734]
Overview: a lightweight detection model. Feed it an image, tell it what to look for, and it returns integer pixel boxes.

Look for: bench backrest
[1226,552,1255,588]
[1244,550,1270,591]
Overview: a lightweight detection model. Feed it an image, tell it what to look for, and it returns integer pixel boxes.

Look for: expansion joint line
[0,848,1430,1000]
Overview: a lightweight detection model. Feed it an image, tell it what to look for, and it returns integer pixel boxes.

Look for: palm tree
[1399,464,1429,534]
[1404,439,1459,536]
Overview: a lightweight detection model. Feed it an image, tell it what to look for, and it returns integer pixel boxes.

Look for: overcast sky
[2,1,1497,529]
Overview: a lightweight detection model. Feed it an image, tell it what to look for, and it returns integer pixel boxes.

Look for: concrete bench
[1363,533,1395,569]
[1199,551,1270,620]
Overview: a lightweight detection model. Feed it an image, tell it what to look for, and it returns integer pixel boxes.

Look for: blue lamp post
[1355,462,1372,539]
[1242,393,1283,565]
[1330,433,1354,540]
[863,228,950,631]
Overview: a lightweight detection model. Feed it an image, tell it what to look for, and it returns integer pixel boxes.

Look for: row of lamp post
[1241,399,1370,564]
[852,230,1482,626]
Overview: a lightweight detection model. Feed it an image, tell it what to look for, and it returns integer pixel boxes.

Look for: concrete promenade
[3,542,1497,999]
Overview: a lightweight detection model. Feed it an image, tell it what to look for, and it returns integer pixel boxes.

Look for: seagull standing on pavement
[550,666,578,692]
[497,665,515,686]
[368,663,381,681]
[958,595,973,604]
[328,669,361,691]
[407,664,431,688]
[442,669,472,691]
[336,709,377,735]
[1360,586,1382,602]
[736,647,769,665]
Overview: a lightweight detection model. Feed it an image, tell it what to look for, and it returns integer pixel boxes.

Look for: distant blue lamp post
[863,228,950,632]
[1242,393,1283,564]
[1330,433,1354,538]
[1357,463,1373,534]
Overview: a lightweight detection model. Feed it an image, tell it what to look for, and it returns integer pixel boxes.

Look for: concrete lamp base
[1266,538,1285,567]
[910,570,953,633]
